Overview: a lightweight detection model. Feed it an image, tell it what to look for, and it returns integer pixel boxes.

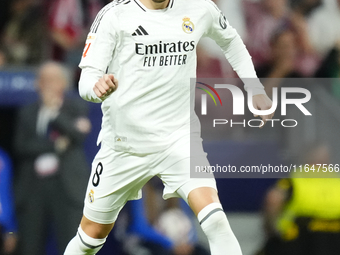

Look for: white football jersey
[79,0,265,153]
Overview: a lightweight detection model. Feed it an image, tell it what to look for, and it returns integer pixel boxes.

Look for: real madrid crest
[88,189,95,203]
[219,12,227,30]
[182,17,194,34]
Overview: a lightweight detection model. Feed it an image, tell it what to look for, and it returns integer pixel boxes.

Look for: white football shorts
[83,136,216,224]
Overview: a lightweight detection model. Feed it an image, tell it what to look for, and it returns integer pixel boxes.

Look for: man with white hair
[14,62,91,255]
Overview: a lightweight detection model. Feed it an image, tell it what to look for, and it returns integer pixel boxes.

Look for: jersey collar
[133,0,175,12]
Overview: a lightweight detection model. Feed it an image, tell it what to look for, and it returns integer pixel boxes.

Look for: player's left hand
[252,94,275,128]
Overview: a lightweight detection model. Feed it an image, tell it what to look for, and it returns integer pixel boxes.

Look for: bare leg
[80,216,114,238]
[187,187,220,216]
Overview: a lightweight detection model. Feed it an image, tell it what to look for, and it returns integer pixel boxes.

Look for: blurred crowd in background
[0,0,339,81]
[1,0,340,255]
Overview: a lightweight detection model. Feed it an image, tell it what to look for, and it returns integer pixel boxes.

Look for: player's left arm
[204,0,274,125]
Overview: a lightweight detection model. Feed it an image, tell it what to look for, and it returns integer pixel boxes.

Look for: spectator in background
[256,27,301,79]
[309,0,340,92]
[244,0,321,77]
[13,62,91,255]
[289,0,322,76]
[257,143,340,255]
[48,0,85,64]
[244,0,290,69]
[196,45,223,78]
[48,0,102,66]
[1,0,46,65]
[256,27,303,97]
[0,147,17,255]
[47,0,103,87]
[308,0,340,58]
[315,40,340,98]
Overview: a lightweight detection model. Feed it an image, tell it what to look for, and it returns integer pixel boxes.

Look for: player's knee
[80,216,114,239]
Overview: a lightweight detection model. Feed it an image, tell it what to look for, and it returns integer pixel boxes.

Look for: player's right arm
[203,0,275,124]
[78,5,119,103]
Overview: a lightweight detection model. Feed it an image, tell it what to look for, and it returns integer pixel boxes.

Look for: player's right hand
[93,74,118,100]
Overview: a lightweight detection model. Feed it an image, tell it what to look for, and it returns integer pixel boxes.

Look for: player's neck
[139,0,170,10]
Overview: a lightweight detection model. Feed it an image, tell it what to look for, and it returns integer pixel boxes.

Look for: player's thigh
[175,154,219,216]
[158,137,217,206]
[84,143,154,226]
[159,157,216,200]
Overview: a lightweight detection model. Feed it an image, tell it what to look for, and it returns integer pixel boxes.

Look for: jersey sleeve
[78,6,119,102]
[203,0,266,95]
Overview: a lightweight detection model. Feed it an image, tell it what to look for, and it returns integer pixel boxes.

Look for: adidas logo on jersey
[115,136,127,142]
[132,26,149,36]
